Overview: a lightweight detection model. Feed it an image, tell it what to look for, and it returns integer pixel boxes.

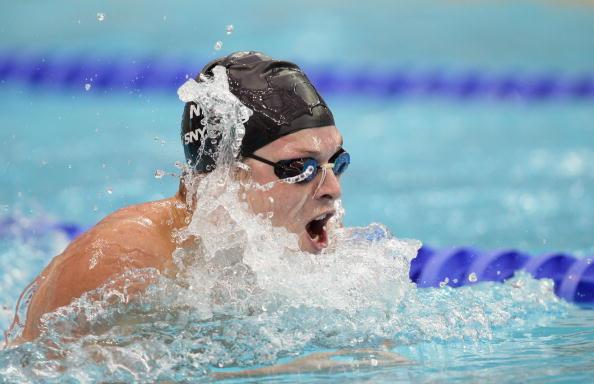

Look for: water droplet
[40,160,47,166]
[468,272,478,282]
[84,83,92,91]
[163,15,167,21]
[370,358,378,366]
[154,169,166,179]
[106,188,113,195]
[96,12,105,22]
[452,278,459,284]
[439,277,449,288]
[214,41,223,51]
[226,24,234,35]
[67,164,72,169]
[101,163,106,169]
[93,205,98,212]
[496,270,501,275]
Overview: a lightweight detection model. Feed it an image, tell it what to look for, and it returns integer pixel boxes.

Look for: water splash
[0,63,571,382]
[177,65,251,172]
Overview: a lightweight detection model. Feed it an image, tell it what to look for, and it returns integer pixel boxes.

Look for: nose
[313,167,342,201]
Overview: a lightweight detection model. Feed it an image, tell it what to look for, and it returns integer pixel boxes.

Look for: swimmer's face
[240,125,344,254]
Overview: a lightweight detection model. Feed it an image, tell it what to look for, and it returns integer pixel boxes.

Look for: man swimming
[13,51,349,342]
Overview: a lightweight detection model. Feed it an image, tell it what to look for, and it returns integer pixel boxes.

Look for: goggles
[244,148,350,184]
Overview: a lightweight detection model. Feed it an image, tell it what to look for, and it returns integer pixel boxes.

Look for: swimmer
[11,51,349,343]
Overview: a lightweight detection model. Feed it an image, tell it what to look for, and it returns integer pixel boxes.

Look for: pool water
[2,0,594,382]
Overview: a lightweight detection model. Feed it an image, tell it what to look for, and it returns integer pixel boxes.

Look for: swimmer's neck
[168,185,193,231]
[165,180,197,232]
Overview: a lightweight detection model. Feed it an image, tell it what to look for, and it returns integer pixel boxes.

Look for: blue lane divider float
[1,51,593,101]
[0,216,87,242]
[1,216,593,304]
[411,246,594,304]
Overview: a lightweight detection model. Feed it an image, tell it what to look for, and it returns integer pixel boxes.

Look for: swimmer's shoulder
[39,201,173,292]
[74,198,181,265]
[18,196,191,342]
[19,199,180,341]
[96,196,186,234]
[40,196,186,282]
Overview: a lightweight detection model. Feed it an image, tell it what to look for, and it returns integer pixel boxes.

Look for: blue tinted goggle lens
[332,151,350,176]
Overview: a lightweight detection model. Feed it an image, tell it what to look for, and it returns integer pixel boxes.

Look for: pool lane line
[0,52,593,101]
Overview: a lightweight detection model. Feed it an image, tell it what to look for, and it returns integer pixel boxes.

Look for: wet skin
[13,192,192,342]
[12,125,344,342]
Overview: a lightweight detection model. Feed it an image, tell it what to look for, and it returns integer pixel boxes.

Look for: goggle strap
[244,153,277,168]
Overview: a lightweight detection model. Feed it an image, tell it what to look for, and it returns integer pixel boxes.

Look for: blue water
[2,1,594,382]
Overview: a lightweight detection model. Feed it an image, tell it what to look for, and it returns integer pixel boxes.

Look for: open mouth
[305,211,334,251]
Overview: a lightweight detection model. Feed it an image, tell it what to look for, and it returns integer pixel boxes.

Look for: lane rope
[1,52,593,101]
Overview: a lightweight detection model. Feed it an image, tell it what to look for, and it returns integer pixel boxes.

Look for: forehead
[265,125,343,154]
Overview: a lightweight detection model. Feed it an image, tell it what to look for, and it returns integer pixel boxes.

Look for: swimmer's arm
[19,221,171,342]
[212,348,408,379]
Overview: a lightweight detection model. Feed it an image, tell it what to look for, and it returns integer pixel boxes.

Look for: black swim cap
[180,51,335,172]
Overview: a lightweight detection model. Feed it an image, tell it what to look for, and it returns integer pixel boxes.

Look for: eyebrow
[293,137,344,156]
[293,149,322,156]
